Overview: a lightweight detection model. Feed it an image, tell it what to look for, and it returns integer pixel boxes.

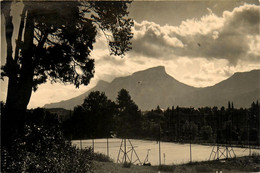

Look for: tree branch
[2,1,15,72]
[14,7,26,63]
[34,28,42,43]
[92,20,113,53]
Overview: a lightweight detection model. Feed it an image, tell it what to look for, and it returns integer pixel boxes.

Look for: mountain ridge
[44,66,260,110]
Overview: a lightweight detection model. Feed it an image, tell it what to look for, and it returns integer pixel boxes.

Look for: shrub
[93,152,113,162]
[1,108,93,173]
[122,162,132,168]
[1,124,93,173]
[251,152,260,163]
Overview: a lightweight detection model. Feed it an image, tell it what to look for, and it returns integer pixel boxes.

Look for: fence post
[124,138,127,163]
[92,138,94,153]
[189,113,192,163]
[80,139,82,150]
[159,126,161,166]
[107,137,109,157]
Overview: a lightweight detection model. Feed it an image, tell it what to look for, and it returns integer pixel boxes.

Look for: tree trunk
[17,7,34,111]
[3,5,35,148]
[2,1,22,149]
[5,7,34,112]
[3,1,17,111]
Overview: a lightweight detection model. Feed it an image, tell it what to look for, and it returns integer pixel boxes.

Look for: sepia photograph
[1,0,260,172]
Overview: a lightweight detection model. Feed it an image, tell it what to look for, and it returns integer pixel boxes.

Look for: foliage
[251,152,260,163]
[1,108,93,173]
[63,89,144,139]
[93,153,113,162]
[182,120,198,140]
[62,88,259,146]
[116,89,142,138]
[1,1,133,159]
[122,162,132,168]
[1,3,134,148]
[200,125,213,140]
[2,1,133,90]
[84,1,133,56]
[63,91,117,139]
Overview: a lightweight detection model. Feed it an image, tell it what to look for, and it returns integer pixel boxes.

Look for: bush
[1,108,93,173]
[251,152,260,163]
[122,162,132,168]
[93,152,113,162]
[1,124,93,173]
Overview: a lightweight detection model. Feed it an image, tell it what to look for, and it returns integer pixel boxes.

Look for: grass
[93,155,260,173]
[158,164,176,172]
[93,161,165,173]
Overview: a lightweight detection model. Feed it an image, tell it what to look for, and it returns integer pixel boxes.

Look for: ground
[93,155,260,173]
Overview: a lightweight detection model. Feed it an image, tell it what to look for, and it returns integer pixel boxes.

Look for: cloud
[131,4,260,65]
[223,4,259,35]
[212,31,219,40]
[131,21,183,58]
[194,76,213,83]
[96,55,125,65]
[207,8,213,14]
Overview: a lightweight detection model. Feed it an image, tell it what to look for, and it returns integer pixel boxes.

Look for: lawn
[93,155,260,173]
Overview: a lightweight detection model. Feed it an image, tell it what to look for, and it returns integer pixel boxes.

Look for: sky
[1,0,260,108]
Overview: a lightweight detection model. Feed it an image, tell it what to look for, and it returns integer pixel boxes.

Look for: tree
[116,89,142,138]
[200,125,213,140]
[64,105,88,139]
[249,101,260,144]
[1,1,133,140]
[82,91,116,138]
[63,91,116,139]
[182,121,198,140]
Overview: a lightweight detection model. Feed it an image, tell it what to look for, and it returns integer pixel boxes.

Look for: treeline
[61,89,260,146]
[62,89,141,139]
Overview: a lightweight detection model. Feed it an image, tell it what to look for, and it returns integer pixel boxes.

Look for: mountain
[179,69,260,108]
[44,66,260,110]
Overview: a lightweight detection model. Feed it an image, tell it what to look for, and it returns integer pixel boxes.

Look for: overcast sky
[1,0,259,108]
